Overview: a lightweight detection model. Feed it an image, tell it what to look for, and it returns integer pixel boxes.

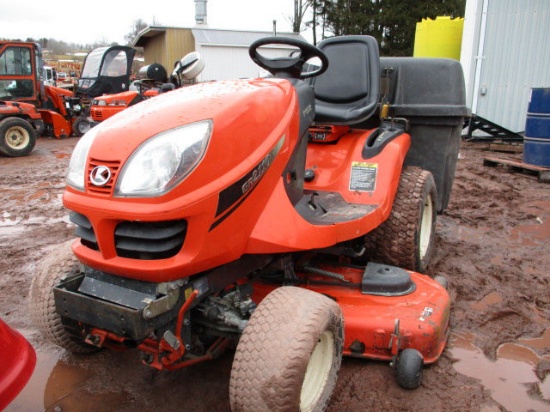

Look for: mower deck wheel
[0,117,37,157]
[395,348,424,389]
[29,240,97,354]
[364,166,437,273]
[433,275,449,290]
[229,286,343,412]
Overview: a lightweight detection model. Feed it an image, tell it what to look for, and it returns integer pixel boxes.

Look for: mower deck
[251,262,450,364]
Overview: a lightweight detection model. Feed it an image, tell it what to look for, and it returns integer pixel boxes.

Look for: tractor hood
[66,78,296,200]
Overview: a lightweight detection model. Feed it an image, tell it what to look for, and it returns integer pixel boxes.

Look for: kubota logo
[90,165,112,186]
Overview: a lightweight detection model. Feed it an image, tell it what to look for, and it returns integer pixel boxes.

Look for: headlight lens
[114,120,212,197]
[66,127,100,190]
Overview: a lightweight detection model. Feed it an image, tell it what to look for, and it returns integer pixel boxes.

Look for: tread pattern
[29,240,97,354]
[229,287,343,412]
[364,167,437,273]
[0,117,37,157]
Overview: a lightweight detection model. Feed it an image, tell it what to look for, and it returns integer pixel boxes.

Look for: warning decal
[350,162,378,192]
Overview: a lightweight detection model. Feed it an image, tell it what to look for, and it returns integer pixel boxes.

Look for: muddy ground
[1,137,549,412]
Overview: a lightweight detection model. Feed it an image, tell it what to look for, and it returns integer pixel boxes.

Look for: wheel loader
[30,35,469,411]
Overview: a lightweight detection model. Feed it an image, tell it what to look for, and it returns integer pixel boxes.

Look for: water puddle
[0,213,21,227]
[7,332,130,412]
[510,203,550,246]
[510,218,550,246]
[0,216,70,238]
[450,331,550,412]
[470,291,502,311]
[7,351,130,412]
[0,225,26,238]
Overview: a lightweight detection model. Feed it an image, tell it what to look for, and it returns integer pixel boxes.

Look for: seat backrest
[310,35,380,125]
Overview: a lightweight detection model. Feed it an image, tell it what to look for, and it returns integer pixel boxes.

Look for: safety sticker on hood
[350,162,377,192]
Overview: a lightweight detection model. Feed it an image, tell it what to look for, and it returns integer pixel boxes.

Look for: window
[0,79,34,99]
[0,47,32,75]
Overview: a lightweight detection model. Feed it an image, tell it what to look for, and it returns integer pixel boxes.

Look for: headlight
[66,126,100,191]
[114,120,212,197]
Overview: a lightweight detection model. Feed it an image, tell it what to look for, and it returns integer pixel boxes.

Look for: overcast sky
[0,0,300,45]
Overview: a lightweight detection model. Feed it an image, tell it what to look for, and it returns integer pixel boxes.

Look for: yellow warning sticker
[350,162,378,192]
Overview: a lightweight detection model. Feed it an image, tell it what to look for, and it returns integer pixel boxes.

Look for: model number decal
[241,147,278,194]
[349,162,378,192]
[210,136,285,231]
[420,307,434,321]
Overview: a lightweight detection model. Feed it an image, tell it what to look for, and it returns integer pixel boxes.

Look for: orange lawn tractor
[89,51,205,126]
[72,45,136,136]
[30,36,469,411]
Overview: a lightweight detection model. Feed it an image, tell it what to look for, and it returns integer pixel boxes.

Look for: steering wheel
[249,37,329,79]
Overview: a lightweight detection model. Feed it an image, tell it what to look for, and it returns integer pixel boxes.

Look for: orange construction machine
[0,41,135,155]
[0,40,85,151]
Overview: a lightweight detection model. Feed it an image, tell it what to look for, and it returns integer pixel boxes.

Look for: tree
[314,0,466,55]
[124,18,149,45]
[292,0,312,33]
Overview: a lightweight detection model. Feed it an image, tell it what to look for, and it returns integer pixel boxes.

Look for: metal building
[461,0,550,134]
[133,27,305,82]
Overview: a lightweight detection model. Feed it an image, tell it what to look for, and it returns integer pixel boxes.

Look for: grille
[70,213,187,260]
[115,220,187,260]
[87,158,121,196]
[69,212,98,250]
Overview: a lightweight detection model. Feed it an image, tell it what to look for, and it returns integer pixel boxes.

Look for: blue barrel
[523,88,550,167]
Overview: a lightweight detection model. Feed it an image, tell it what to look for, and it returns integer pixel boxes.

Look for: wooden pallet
[488,143,523,153]
[483,156,550,183]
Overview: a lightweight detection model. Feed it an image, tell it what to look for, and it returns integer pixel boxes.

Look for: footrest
[295,191,376,225]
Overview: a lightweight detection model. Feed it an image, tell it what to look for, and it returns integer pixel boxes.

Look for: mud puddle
[8,353,133,412]
[450,330,550,412]
[7,328,234,412]
[7,332,131,412]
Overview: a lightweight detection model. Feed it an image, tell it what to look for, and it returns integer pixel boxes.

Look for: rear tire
[230,286,343,412]
[0,117,37,157]
[364,166,437,273]
[29,240,97,354]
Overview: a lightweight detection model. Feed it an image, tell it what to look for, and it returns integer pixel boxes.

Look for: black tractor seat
[310,35,380,125]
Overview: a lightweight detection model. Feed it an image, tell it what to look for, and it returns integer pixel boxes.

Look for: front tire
[0,117,37,157]
[73,117,92,137]
[364,167,437,273]
[29,240,97,354]
[230,286,343,412]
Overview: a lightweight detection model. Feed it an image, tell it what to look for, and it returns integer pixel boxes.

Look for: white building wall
[460,0,550,132]
[195,44,300,81]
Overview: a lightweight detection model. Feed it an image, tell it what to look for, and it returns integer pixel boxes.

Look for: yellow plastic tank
[413,16,464,60]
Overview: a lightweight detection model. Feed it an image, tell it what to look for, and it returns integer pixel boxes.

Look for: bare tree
[292,0,312,33]
[124,18,149,45]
